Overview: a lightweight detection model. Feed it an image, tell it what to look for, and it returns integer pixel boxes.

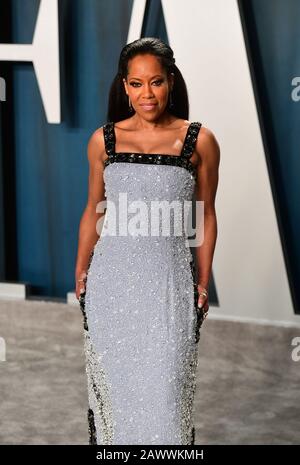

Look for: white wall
[158,0,297,326]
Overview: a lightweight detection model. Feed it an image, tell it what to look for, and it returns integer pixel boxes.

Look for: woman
[75,37,220,445]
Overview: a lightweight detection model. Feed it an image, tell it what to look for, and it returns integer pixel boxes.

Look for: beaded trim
[179,343,199,445]
[84,329,114,444]
[87,408,97,445]
[189,253,204,344]
[191,426,195,445]
[78,248,95,332]
[78,247,99,445]
[103,121,202,180]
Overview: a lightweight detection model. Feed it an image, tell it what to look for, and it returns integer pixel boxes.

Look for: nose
[142,83,155,98]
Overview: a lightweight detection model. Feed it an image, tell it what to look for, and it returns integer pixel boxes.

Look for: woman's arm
[194,126,220,307]
[75,127,106,299]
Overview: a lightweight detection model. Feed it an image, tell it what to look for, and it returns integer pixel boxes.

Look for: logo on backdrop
[291,77,300,102]
[0,0,60,122]
[291,336,300,361]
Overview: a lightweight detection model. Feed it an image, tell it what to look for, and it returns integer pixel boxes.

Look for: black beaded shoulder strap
[103,121,115,156]
[181,122,202,159]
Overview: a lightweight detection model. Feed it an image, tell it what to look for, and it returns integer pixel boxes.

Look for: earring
[128,95,133,112]
[169,91,174,108]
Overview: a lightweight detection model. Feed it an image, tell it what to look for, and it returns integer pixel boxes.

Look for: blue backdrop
[4,0,134,298]
[0,0,299,313]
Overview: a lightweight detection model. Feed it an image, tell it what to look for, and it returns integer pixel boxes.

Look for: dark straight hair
[106,37,189,123]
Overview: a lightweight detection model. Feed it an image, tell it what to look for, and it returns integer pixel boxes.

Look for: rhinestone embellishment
[79,246,115,444]
[84,329,114,444]
[78,120,204,445]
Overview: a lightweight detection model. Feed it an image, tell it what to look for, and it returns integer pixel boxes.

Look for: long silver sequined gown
[79,121,204,445]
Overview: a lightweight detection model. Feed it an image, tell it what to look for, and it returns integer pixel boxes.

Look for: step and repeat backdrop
[0,0,299,326]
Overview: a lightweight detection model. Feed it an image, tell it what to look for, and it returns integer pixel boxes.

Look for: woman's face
[123,54,174,119]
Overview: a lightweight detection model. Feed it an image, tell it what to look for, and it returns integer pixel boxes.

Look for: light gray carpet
[0,299,299,445]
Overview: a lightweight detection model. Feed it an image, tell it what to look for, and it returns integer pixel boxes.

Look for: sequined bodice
[101,121,201,239]
[103,121,202,180]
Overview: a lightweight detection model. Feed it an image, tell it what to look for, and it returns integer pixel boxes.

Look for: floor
[0,298,299,445]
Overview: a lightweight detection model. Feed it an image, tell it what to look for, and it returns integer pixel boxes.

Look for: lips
[140,103,157,110]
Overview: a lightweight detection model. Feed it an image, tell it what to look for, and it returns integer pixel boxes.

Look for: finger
[197,297,206,308]
[76,285,86,300]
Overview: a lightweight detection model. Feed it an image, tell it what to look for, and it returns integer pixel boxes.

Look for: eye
[153,79,163,85]
[129,79,163,87]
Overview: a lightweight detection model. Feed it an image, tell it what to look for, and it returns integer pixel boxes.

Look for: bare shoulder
[114,118,135,130]
[87,125,105,149]
[196,125,220,166]
[86,126,107,164]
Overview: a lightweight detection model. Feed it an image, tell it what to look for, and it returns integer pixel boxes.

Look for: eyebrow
[128,75,164,81]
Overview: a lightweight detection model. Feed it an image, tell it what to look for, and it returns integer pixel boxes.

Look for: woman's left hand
[197,284,209,318]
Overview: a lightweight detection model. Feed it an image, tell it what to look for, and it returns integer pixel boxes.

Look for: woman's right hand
[75,270,87,300]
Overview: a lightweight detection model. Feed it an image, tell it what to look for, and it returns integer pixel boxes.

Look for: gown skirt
[79,121,205,445]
